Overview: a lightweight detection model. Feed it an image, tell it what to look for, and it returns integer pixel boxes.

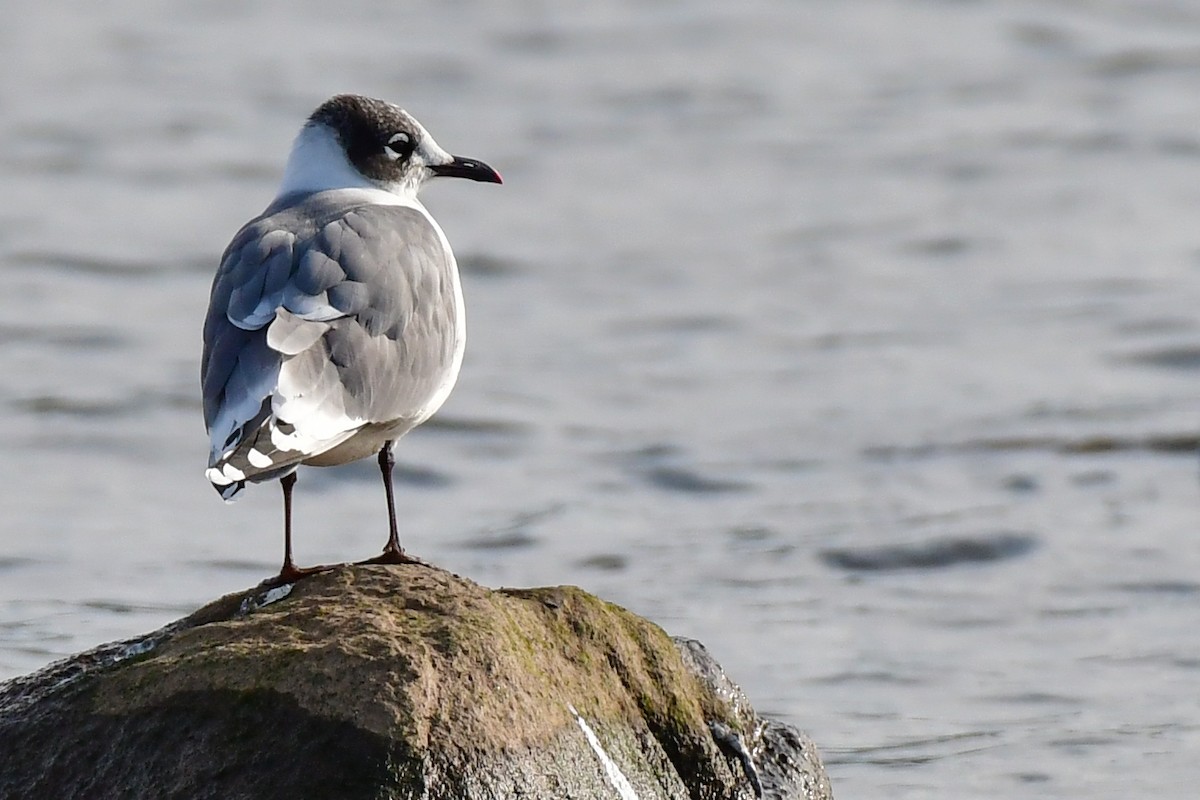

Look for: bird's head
[278,94,502,200]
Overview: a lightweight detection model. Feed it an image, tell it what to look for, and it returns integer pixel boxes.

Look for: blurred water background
[4,1,1200,797]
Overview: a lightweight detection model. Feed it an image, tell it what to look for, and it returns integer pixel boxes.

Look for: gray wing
[201,199,461,497]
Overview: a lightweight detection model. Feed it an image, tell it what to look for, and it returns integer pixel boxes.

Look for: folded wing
[201,196,461,499]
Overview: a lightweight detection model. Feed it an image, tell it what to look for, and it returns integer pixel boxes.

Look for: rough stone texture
[0,565,832,800]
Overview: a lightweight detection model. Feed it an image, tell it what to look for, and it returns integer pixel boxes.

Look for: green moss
[92,565,740,760]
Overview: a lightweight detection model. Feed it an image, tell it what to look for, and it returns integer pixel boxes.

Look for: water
[3,1,1200,796]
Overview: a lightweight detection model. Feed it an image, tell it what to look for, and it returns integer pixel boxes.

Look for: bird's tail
[206,417,358,501]
[206,420,306,501]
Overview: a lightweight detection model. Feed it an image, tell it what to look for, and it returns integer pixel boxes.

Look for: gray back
[202,190,459,467]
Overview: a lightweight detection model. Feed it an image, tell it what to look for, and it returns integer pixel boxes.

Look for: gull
[200,94,501,583]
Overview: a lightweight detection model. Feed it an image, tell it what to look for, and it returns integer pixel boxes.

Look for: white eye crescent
[384,132,412,160]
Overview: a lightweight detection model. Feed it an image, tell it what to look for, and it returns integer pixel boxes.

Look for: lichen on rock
[0,564,832,800]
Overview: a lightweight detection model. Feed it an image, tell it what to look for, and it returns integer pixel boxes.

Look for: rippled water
[4,2,1200,797]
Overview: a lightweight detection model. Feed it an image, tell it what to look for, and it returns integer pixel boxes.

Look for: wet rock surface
[0,565,831,799]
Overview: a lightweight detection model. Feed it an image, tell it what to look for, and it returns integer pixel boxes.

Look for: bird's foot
[356,545,426,567]
[259,561,340,589]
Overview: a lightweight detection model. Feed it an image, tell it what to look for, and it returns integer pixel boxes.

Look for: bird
[200,94,501,584]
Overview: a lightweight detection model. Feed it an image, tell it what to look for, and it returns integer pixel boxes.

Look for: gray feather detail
[295,247,346,295]
[280,282,339,321]
[201,190,461,495]
[226,230,297,329]
[328,281,371,315]
[267,309,330,355]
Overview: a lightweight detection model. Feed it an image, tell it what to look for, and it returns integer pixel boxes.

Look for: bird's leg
[358,442,424,566]
[380,442,401,555]
[263,471,334,587]
[278,471,304,580]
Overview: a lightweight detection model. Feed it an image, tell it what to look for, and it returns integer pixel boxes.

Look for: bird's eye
[384,132,413,161]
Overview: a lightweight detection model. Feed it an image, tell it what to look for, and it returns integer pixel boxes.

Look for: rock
[0,565,832,799]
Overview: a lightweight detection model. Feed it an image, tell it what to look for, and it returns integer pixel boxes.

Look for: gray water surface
[3,2,1200,797]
